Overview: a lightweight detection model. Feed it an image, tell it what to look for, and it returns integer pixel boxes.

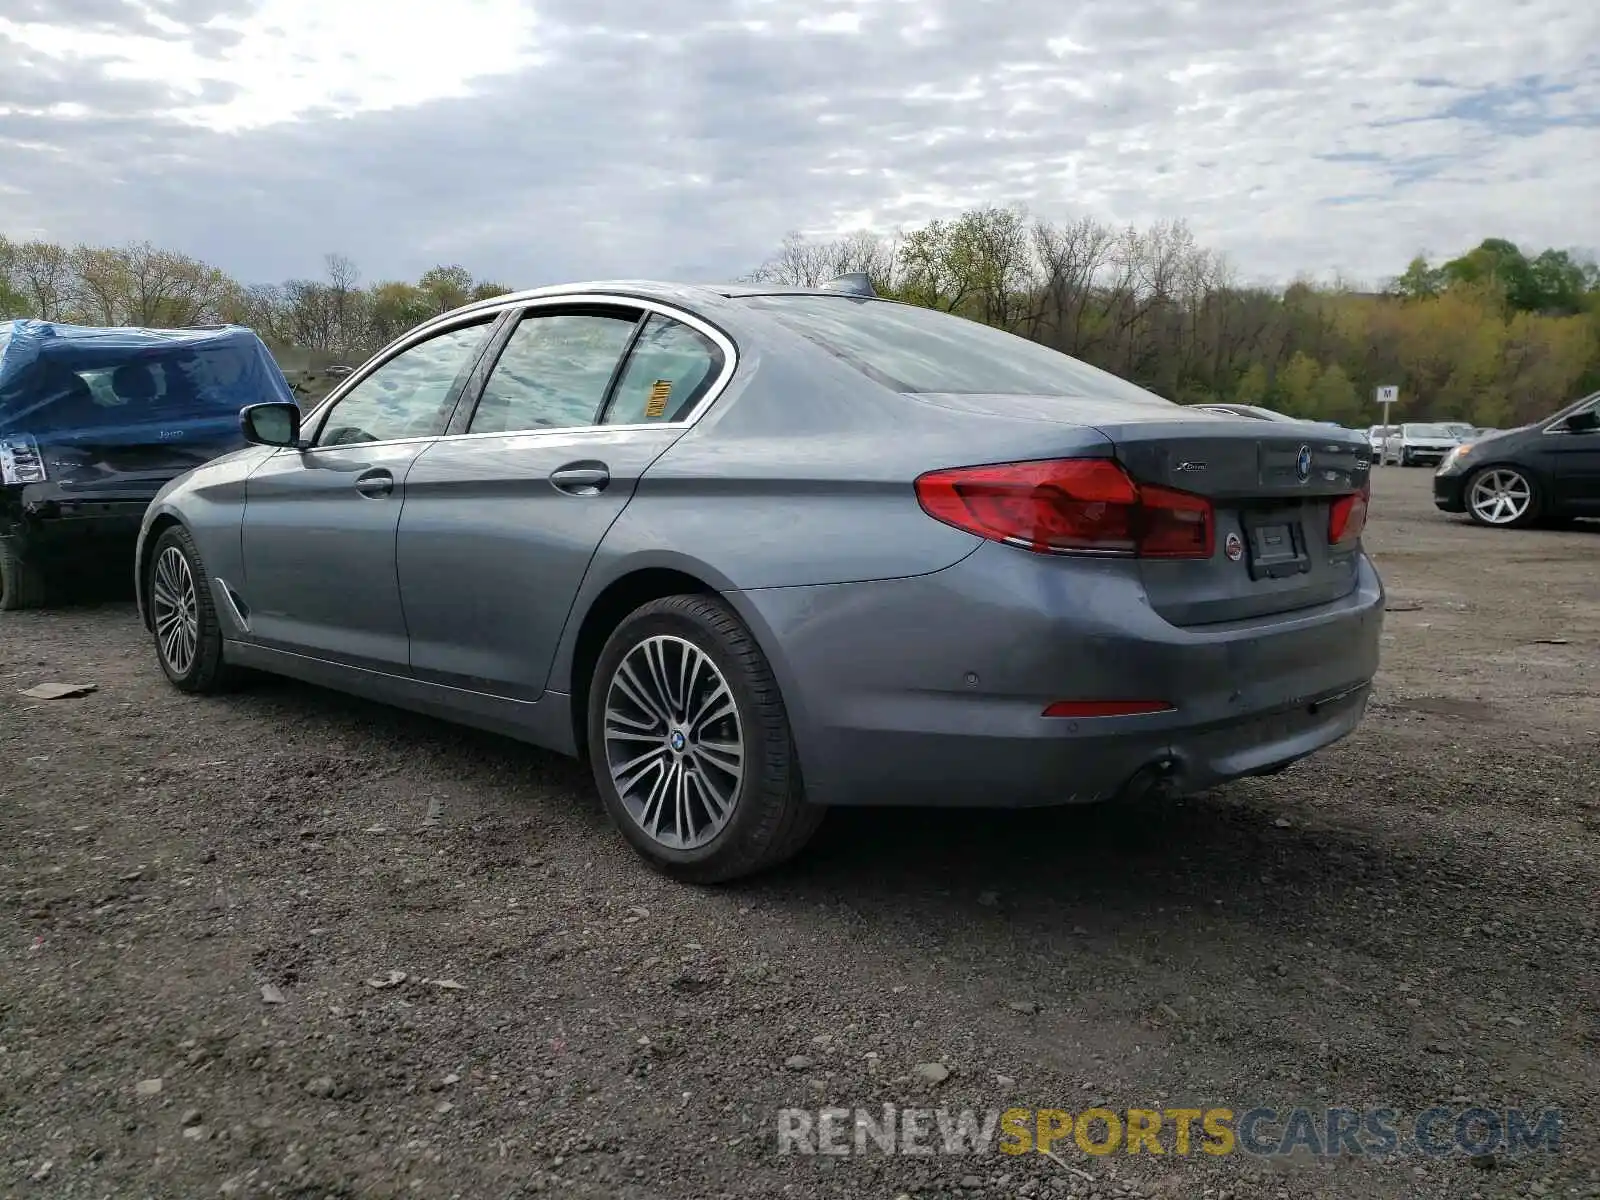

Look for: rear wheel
[1465,466,1539,528]
[0,537,48,611]
[147,525,236,692]
[587,594,823,883]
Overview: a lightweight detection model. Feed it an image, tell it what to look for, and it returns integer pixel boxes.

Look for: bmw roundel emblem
[1225,532,1244,562]
[1295,445,1313,482]
[669,730,686,752]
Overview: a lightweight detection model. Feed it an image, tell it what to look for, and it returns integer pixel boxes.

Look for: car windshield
[1404,424,1456,436]
[737,294,1174,406]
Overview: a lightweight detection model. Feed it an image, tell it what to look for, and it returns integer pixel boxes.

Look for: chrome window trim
[1540,392,1599,435]
[298,292,738,452]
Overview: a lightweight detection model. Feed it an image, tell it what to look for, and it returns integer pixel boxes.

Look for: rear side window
[738,294,1172,406]
[601,315,723,425]
[469,311,638,434]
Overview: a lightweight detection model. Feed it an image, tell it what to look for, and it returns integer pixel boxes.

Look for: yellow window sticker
[645,379,672,419]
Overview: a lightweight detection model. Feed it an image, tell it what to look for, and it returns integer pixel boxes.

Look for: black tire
[146,525,236,693]
[1463,465,1541,529]
[0,537,48,611]
[1400,449,1413,467]
[586,594,824,883]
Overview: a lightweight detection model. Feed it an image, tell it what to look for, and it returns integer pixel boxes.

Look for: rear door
[1098,415,1370,626]
[396,301,732,699]
[239,315,500,669]
[1544,400,1600,511]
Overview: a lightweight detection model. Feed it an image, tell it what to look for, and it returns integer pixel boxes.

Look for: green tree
[1234,362,1270,405]
[366,281,430,347]
[417,264,474,315]
[1392,256,1443,300]
[1525,249,1590,314]
[1309,362,1361,423]
[1441,238,1543,312]
[1276,352,1321,417]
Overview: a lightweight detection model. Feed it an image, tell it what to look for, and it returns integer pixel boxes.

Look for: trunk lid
[1098,414,1370,626]
[903,394,1371,627]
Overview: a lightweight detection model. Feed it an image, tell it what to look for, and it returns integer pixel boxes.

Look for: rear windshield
[2,342,273,435]
[738,294,1173,406]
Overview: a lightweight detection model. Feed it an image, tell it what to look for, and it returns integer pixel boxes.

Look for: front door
[239,317,498,670]
[1546,402,1600,511]
[397,304,729,698]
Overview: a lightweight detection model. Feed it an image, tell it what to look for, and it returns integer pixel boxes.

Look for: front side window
[601,315,723,425]
[316,321,491,447]
[738,293,1173,406]
[469,311,638,434]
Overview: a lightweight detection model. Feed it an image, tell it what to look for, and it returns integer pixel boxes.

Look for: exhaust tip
[1118,759,1181,804]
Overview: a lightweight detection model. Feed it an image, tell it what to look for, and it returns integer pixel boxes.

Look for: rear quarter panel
[583,315,1126,591]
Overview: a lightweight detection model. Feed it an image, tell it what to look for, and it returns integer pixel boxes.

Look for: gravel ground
[2,467,1597,1200]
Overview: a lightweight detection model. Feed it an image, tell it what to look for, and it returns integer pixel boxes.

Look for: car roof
[433,279,885,323]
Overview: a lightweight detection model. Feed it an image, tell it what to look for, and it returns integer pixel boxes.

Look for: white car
[1366,425,1393,457]
[1381,423,1466,467]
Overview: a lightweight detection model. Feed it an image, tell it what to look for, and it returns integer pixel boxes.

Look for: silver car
[1381,422,1466,467]
[134,278,1384,882]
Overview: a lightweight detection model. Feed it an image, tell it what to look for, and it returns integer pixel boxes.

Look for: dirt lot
[2,468,1597,1200]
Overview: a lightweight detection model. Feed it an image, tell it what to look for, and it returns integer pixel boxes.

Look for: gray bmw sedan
[135,276,1382,882]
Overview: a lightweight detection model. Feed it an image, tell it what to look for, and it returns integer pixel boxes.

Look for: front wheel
[1465,466,1539,528]
[587,594,823,883]
[147,525,236,692]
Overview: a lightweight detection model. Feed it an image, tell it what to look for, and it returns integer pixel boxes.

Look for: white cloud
[0,0,1594,287]
[0,0,542,130]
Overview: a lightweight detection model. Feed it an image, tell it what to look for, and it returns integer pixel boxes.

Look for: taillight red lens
[914,458,1214,558]
[1328,482,1370,547]
[1136,484,1214,558]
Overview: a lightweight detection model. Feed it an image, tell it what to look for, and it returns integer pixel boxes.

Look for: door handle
[550,462,610,496]
[354,468,394,498]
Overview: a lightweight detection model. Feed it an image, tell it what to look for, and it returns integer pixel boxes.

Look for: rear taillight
[914,457,1214,559]
[1328,481,1370,548]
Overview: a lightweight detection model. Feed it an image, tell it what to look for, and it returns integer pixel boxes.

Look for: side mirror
[1563,408,1598,433]
[240,401,303,447]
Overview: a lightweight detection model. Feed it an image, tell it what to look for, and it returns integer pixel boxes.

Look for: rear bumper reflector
[1043,700,1175,718]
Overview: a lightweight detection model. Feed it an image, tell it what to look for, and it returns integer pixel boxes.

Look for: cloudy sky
[2,0,1596,290]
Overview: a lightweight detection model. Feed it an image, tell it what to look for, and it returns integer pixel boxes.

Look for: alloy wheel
[602,634,744,850]
[152,546,200,676]
[1468,469,1532,526]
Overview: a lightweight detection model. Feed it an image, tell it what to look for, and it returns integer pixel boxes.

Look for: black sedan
[1433,392,1600,527]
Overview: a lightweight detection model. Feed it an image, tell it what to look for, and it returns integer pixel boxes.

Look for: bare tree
[324,253,365,353]
[14,241,76,320]
[120,242,233,326]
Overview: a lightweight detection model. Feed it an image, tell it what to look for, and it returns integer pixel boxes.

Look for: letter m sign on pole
[1375,385,1399,458]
